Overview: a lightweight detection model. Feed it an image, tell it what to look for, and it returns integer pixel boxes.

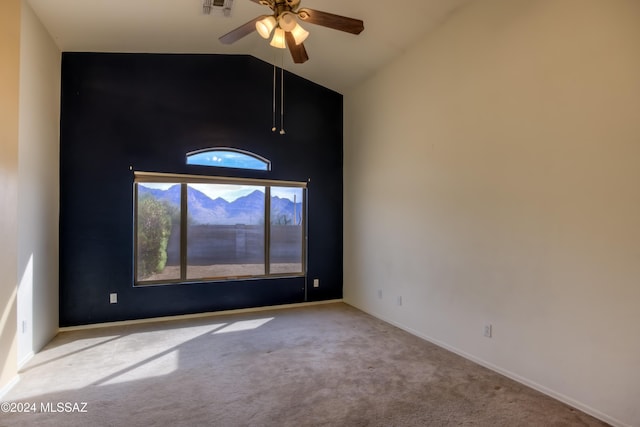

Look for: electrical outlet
[484,324,492,338]
[110,293,118,304]
[397,296,403,306]
[377,289,382,299]
[313,279,319,288]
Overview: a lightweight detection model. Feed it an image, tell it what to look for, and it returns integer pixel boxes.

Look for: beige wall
[0,0,21,393]
[1,0,60,393]
[17,1,61,366]
[344,0,640,426]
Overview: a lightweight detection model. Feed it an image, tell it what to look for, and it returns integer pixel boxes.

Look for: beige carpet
[2,303,607,426]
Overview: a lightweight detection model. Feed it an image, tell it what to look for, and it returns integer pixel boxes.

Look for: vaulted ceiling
[27,0,472,93]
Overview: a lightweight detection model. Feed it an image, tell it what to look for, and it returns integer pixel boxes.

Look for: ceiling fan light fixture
[256,16,277,39]
[278,12,297,32]
[270,28,287,49]
[218,1,364,64]
[290,23,309,45]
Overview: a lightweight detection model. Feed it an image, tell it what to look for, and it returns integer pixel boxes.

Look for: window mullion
[180,183,187,280]
[264,186,271,276]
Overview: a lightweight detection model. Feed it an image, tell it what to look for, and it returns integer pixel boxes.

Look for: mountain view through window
[135,180,305,284]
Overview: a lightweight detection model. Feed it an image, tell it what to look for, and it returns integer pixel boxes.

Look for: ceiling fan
[219,0,364,64]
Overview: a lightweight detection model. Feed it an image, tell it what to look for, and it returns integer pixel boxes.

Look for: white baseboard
[17,351,34,371]
[0,375,20,400]
[59,299,344,332]
[344,301,629,427]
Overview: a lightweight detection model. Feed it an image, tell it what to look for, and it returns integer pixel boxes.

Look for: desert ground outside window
[134,172,306,285]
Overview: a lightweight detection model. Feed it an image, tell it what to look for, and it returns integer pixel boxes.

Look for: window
[134,172,306,285]
[186,183,266,279]
[270,187,304,274]
[186,148,271,171]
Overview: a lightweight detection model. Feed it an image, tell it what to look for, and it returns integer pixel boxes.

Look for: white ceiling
[26,0,472,94]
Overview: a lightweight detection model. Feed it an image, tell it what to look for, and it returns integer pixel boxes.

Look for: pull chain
[272,58,277,132]
[280,55,286,135]
[271,53,285,135]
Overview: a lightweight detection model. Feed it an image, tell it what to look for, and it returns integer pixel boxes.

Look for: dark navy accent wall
[59,53,343,326]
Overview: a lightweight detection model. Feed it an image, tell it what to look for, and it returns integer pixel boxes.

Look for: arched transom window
[186,148,271,171]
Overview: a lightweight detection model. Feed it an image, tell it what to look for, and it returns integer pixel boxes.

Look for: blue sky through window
[187,149,270,171]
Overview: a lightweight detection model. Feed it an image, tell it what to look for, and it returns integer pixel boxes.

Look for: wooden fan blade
[219,15,266,44]
[297,8,364,35]
[285,32,309,64]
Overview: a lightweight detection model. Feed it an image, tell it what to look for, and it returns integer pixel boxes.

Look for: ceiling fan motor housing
[272,0,300,18]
